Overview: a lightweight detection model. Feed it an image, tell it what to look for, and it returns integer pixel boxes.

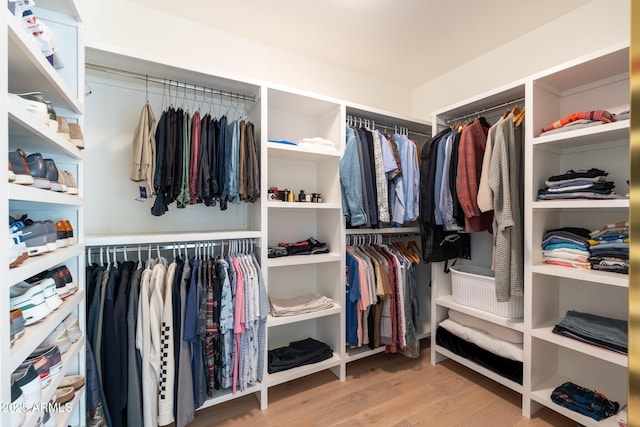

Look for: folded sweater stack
[589,221,629,274]
[537,168,617,200]
[542,227,591,269]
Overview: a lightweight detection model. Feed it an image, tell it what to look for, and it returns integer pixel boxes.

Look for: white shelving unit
[525,43,629,424]
[264,87,345,403]
[3,2,85,426]
[428,42,629,425]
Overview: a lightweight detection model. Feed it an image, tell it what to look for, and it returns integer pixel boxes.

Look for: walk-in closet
[2,1,634,426]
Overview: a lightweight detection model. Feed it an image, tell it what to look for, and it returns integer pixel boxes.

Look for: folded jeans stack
[589,221,629,274]
[552,310,627,354]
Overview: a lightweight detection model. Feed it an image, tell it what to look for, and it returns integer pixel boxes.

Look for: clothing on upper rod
[128,92,260,216]
[85,240,267,427]
[341,120,421,228]
[443,97,525,126]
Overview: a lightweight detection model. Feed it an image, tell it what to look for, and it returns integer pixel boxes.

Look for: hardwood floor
[188,342,579,427]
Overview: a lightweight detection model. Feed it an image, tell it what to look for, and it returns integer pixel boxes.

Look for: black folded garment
[268,337,333,373]
[278,237,330,256]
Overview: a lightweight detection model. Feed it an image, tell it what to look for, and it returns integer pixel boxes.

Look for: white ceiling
[127,0,592,88]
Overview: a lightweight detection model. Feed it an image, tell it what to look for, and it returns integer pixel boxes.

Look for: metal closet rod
[85,63,257,102]
[86,239,257,252]
[445,97,525,124]
[346,114,431,138]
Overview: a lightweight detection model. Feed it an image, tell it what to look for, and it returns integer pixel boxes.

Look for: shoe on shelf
[28,345,63,377]
[19,354,51,387]
[55,220,69,248]
[10,308,26,340]
[44,323,72,354]
[53,386,74,405]
[8,220,29,267]
[56,265,76,294]
[56,166,68,192]
[59,374,84,390]
[8,161,16,182]
[44,159,63,192]
[10,282,51,325]
[45,101,58,131]
[8,149,34,185]
[11,363,42,407]
[63,313,81,342]
[8,92,49,126]
[25,152,51,190]
[63,170,78,195]
[57,116,70,141]
[43,220,58,252]
[68,123,84,149]
[45,268,71,300]
[22,221,51,256]
[15,277,62,312]
[63,220,75,245]
[10,381,26,427]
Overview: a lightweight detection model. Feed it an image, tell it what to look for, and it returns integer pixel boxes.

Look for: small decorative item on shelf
[298,189,307,202]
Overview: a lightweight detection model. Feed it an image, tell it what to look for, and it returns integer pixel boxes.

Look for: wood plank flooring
[187,342,579,426]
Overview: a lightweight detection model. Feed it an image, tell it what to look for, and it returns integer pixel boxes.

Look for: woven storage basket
[450,265,524,318]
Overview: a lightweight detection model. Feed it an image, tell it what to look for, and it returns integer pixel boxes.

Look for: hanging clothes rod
[445,97,525,124]
[85,63,257,102]
[346,114,431,138]
[85,239,257,250]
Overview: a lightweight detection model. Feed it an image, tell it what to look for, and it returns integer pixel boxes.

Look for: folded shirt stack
[552,310,627,354]
[537,168,619,200]
[542,227,591,269]
[269,293,335,317]
[589,221,629,274]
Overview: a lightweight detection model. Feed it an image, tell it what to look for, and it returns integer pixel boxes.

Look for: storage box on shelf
[265,87,345,391]
[4,1,85,425]
[525,43,629,423]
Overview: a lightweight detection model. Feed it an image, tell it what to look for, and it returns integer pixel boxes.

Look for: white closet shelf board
[198,383,262,410]
[54,386,85,427]
[8,97,83,158]
[267,253,341,268]
[531,322,627,368]
[85,46,261,101]
[434,345,523,394]
[267,202,341,210]
[34,0,82,21]
[531,199,629,210]
[7,12,82,113]
[85,231,262,247]
[268,87,340,117]
[530,374,623,427]
[532,120,629,151]
[531,44,629,96]
[267,142,341,161]
[531,265,628,288]
[9,291,84,373]
[436,295,525,332]
[266,352,342,387]
[345,227,421,235]
[8,245,85,285]
[430,82,525,124]
[21,335,85,427]
[9,184,83,206]
[345,345,387,363]
[267,304,342,328]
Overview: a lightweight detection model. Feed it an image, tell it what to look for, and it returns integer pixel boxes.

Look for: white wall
[79,0,412,116]
[412,0,630,119]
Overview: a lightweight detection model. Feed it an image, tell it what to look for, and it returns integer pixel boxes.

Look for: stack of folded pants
[268,337,333,373]
[552,310,627,354]
[269,293,335,317]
